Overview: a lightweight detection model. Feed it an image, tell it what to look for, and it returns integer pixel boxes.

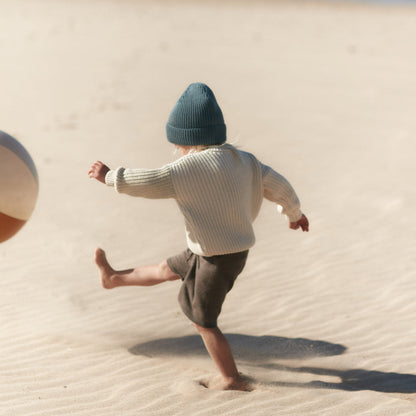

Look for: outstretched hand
[88,161,110,184]
[290,214,309,232]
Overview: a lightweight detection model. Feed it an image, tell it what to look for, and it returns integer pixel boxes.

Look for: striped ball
[0,131,38,243]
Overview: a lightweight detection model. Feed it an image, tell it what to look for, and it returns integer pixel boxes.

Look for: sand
[1,0,416,414]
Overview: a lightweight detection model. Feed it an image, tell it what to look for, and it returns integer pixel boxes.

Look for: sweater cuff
[278,205,303,223]
[105,170,116,186]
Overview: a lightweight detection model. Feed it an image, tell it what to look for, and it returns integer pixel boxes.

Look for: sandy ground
[1,0,416,414]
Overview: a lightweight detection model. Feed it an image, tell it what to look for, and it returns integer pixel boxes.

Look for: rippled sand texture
[1,0,416,415]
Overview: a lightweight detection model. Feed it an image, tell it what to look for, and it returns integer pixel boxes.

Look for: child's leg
[194,323,251,391]
[94,248,180,289]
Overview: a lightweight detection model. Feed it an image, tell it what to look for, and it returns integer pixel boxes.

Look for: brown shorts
[167,249,249,328]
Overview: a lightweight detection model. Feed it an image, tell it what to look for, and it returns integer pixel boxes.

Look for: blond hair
[174,144,210,156]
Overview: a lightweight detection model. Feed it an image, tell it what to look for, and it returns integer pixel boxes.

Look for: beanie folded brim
[166,123,226,146]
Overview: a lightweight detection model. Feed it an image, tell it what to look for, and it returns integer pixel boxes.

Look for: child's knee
[159,260,180,282]
[194,323,217,334]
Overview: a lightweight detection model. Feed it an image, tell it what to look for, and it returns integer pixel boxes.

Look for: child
[88,82,309,391]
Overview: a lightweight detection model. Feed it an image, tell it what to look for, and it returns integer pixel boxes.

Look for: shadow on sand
[263,363,416,393]
[129,334,416,393]
[129,333,346,361]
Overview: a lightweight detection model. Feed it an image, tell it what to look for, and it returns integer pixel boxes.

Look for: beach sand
[1,0,416,414]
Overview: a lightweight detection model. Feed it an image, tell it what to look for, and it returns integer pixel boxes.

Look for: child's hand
[290,214,309,232]
[88,161,110,184]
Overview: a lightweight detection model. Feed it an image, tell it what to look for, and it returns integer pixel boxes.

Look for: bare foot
[94,248,119,289]
[222,375,253,392]
[207,375,253,392]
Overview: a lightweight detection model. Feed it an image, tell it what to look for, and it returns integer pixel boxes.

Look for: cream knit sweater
[105,144,303,256]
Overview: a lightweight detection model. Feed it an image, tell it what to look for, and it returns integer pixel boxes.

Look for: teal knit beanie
[166,83,226,146]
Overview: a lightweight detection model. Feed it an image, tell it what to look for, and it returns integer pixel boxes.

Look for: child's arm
[88,161,110,184]
[89,161,175,200]
[261,164,309,232]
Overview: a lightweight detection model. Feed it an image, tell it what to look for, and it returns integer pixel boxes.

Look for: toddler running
[88,82,309,391]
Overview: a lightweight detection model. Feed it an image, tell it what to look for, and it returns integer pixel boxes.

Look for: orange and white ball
[0,131,38,243]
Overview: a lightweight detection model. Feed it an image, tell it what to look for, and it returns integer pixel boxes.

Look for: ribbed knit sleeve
[261,164,303,223]
[105,165,175,199]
